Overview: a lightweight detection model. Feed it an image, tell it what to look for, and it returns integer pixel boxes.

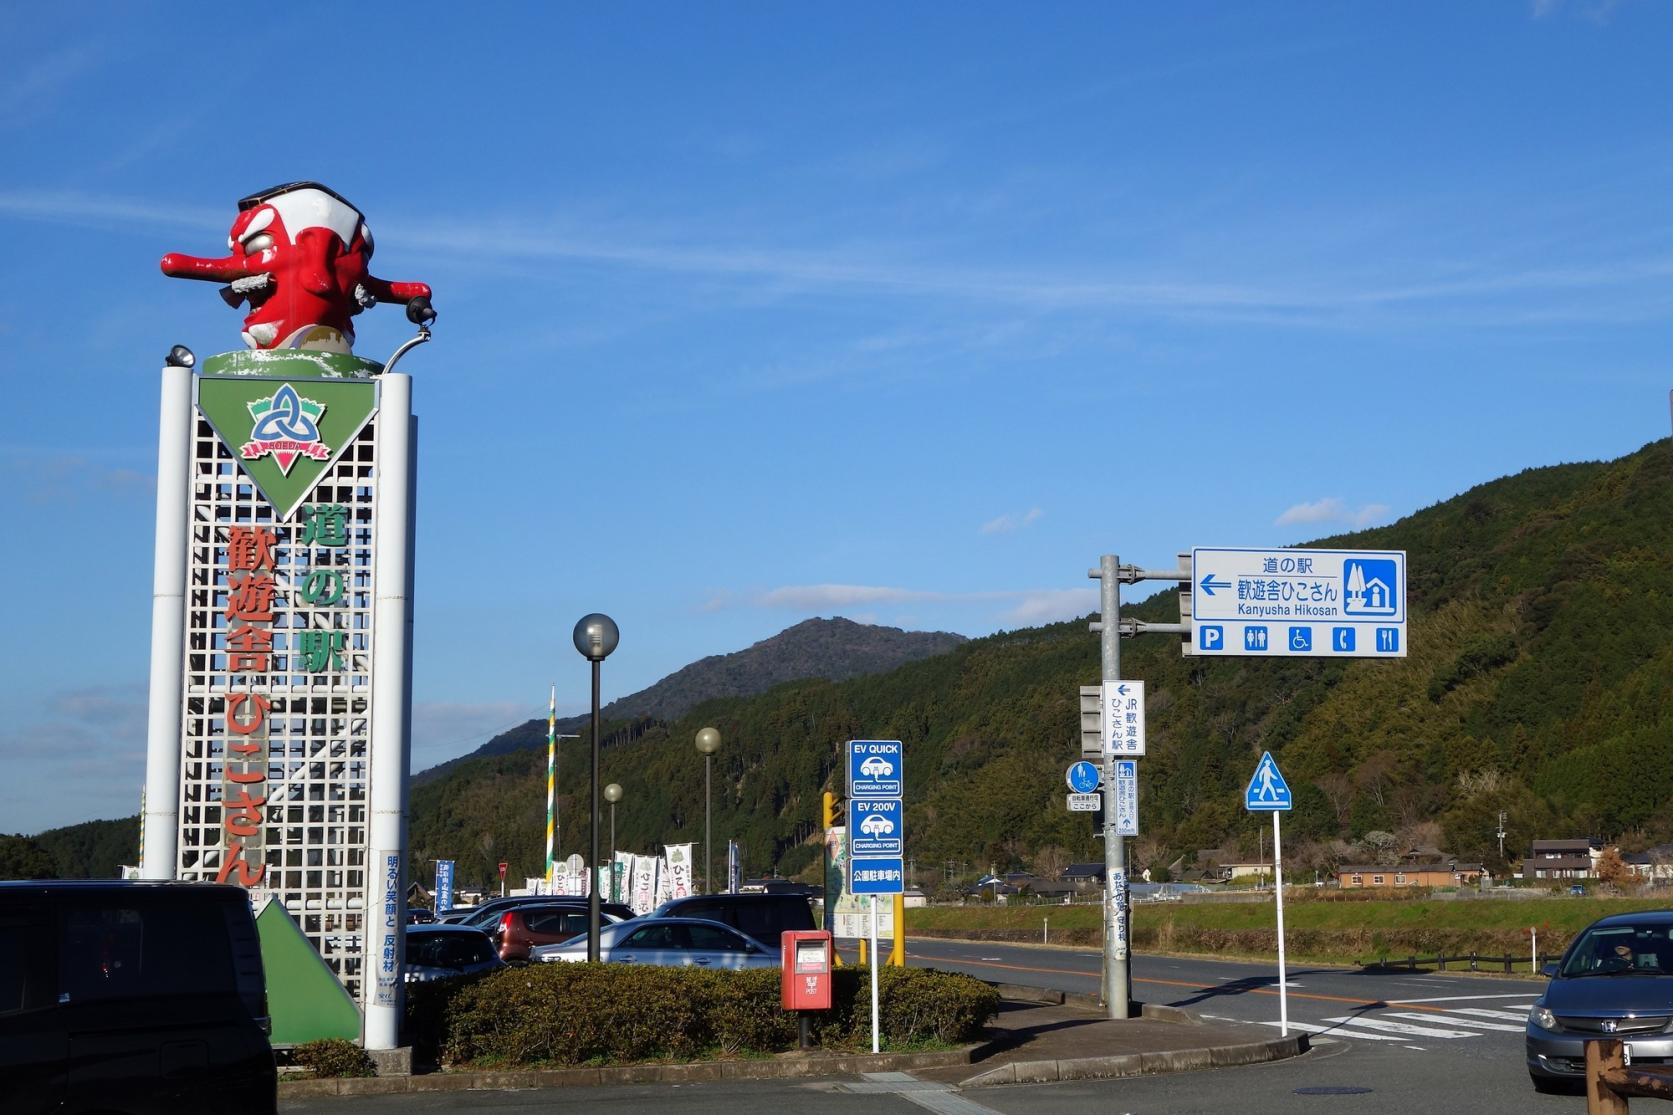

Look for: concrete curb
[958,1033,1309,1088]
[279,1046,979,1096]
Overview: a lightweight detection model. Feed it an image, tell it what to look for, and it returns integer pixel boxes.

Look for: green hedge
[410,964,997,1068]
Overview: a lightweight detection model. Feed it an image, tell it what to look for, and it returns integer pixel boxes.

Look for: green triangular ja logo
[198,376,379,520]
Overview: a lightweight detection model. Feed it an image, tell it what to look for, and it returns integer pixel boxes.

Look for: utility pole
[1088,553,1192,1022]
[1497,810,1508,863]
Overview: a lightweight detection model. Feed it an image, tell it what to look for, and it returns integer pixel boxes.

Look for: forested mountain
[13,816,138,879]
[409,439,1673,892]
[416,618,966,782]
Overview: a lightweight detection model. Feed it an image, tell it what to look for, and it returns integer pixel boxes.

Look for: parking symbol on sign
[1199,625,1224,651]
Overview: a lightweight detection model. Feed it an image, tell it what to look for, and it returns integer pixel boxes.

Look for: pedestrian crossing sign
[1245,751,1292,812]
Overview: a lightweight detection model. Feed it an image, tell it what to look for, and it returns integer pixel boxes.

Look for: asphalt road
[284,940,1563,1114]
[849,937,1538,1071]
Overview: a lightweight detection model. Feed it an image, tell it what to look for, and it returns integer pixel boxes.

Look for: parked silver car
[531,916,778,969]
[405,924,507,983]
[1526,910,1673,1091]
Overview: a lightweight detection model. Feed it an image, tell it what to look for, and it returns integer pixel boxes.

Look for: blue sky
[3,2,1671,834]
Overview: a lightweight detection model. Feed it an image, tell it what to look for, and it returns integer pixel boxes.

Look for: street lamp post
[695,728,721,894]
[573,613,619,962]
[604,783,622,853]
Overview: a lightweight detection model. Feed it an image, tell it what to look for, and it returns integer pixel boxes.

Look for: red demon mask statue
[161,181,432,353]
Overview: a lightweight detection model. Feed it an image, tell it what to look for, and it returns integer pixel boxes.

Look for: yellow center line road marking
[906,950,1460,1014]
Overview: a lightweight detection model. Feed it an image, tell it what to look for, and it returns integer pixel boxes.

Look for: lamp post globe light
[695,727,721,894]
[573,613,619,962]
[604,782,622,852]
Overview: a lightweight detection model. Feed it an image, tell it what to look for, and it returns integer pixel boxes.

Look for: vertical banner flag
[551,860,570,897]
[545,684,557,879]
[727,840,741,895]
[653,857,673,906]
[631,854,658,915]
[664,844,694,899]
[613,851,632,903]
[434,860,455,914]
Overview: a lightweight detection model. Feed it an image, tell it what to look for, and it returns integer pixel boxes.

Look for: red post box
[781,930,833,1011]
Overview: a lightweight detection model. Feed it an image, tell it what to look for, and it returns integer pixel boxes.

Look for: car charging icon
[860,813,895,836]
[859,756,893,777]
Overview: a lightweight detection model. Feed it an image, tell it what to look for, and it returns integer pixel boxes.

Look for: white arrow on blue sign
[1245,751,1293,812]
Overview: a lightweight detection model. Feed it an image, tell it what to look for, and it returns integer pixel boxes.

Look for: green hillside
[403,439,1673,889]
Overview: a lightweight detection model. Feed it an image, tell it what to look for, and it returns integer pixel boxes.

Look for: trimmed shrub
[427,962,998,1068]
[293,1038,375,1078]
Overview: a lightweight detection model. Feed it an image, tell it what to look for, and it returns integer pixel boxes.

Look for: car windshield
[1560,923,1673,977]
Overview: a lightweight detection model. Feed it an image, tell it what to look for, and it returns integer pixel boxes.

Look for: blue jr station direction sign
[1190,547,1406,658]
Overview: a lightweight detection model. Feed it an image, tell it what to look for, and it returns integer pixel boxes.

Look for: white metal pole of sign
[1244,750,1293,1039]
[870,895,881,1053]
[366,374,416,1051]
[1272,810,1287,1037]
[141,361,192,879]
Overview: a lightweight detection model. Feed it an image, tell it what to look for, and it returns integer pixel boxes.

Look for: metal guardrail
[1586,1038,1673,1113]
[1359,952,1537,974]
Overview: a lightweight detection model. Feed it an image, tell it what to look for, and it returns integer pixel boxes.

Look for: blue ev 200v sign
[849,798,903,856]
[848,740,902,797]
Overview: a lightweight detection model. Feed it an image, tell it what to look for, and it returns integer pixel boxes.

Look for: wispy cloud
[2,451,154,505]
[1275,497,1391,529]
[0,683,148,834]
[0,44,103,129]
[981,507,1044,535]
[708,581,1095,626]
[7,188,1673,327]
[412,700,545,764]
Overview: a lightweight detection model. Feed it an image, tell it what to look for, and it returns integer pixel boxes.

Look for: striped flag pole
[138,784,146,872]
[546,684,557,883]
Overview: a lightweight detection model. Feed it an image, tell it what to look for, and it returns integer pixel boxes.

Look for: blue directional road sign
[1191,547,1407,659]
[1245,751,1293,812]
[848,740,903,797]
[850,857,905,895]
[1066,761,1100,794]
[849,798,904,856]
[1113,760,1138,836]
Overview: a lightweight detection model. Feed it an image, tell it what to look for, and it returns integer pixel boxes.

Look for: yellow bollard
[858,936,868,965]
[889,893,905,966]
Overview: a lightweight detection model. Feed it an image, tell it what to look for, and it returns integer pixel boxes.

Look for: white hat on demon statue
[161,181,433,354]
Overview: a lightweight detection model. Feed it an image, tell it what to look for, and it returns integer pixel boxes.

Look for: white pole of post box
[1273,810,1288,1037]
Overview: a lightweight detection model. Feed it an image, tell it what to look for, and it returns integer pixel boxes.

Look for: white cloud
[754,584,935,609]
[1004,589,1098,625]
[411,700,540,764]
[1352,503,1392,528]
[0,683,149,834]
[1275,498,1347,526]
[1275,497,1393,529]
[980,507,1045,535]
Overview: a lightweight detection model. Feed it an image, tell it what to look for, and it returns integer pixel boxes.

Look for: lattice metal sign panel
[177,372,381,1004]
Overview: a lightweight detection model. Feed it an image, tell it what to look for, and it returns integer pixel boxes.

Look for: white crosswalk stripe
[1321,1015,1481,1038]
[1249,1019,1409,1042]
[1449,1007,1533,1022]
[1385,1012,1524,1033]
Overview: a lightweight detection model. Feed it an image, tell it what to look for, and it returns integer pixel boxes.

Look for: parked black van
[648,893,816,947]
[0,880,277,1115]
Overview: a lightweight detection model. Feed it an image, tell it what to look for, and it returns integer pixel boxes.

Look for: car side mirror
[1541,963,1559,978]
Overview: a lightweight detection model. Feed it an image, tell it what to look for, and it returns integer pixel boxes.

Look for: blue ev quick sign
[848,739,903,797]
[1191,547,1406,659]
[849,798,904,856]
[850,857,904,895]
